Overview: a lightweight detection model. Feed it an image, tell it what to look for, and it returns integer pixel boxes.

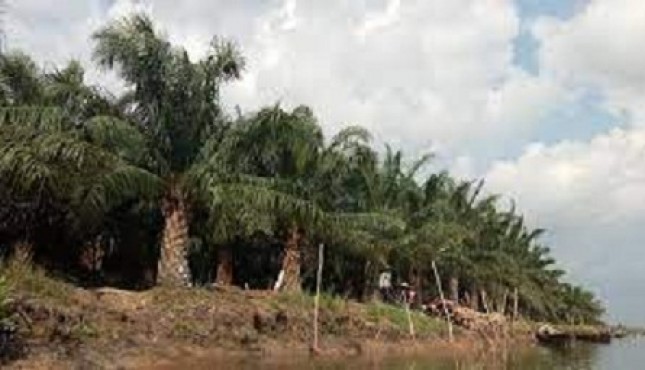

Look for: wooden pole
[313,243,324,352]
[512,287,519,322]
[431,260,453,342]
[405,300,416,340]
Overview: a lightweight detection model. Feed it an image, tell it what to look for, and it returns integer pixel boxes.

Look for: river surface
[157,336,645,370]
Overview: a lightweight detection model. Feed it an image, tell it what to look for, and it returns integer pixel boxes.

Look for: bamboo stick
[500,289,508,315]
[512,287,519,322]
[313,243,324,352]
[431,260,453,342]
[405,300,416,340]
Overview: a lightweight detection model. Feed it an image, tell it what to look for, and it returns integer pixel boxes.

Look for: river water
[158,336,645,370]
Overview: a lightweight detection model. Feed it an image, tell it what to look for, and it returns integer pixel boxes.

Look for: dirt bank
[4,267,535,369]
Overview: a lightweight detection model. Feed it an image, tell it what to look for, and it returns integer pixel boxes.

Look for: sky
[3,0,645,325]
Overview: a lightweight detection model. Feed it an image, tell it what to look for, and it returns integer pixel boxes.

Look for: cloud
[534,0,645,123]
[487,128,645,226]
[504,1,645,323]
[220,0,564,153]
[485,127,645,323]
[4,0,569,156]
[355,0,401,40]
[5,0,100,64]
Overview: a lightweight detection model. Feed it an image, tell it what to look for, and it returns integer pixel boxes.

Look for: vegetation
[0,14,603,324]
[0,276,9,321]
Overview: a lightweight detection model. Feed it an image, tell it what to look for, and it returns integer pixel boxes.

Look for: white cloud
[4,0,567,155]
[355,0,401,40]
[5,0,100,64]
[485,127,645,323]
[102,0,564,155]
[220,0,562,151]
[534,0,645,123]
[488,128,645,225]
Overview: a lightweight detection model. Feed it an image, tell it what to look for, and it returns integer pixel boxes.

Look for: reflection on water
[158,337,645,370]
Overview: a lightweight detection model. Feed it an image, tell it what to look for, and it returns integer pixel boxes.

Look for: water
[155,337,645,370]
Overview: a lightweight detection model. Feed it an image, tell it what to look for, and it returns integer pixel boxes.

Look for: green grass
[273,291,348,314]
[1,260,73,304]
[0,276,11,320]
[273,292,447,337]
[70,321,99,339]
[366,302,447,336]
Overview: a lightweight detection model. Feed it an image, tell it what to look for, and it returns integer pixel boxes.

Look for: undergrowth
[1,260,73,304]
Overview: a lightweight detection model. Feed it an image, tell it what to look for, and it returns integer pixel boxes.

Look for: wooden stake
[405,301,416,340]
[431,260,453,342]
[512,287,519,322]
[313,243,324,352]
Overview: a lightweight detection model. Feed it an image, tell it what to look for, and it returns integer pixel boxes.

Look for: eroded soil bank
[5,268,535,369]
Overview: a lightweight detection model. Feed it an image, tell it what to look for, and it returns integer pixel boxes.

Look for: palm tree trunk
[497,289,509,314]
[469,283,479,311]
[449,276,459,303]
[215,245,234,286]
[158,183,191,287]
[280,224,302,292]
[78,239,105,284]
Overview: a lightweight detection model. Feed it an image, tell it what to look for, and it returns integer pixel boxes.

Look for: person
[398,282,410,305]
[407,287,417,306]
[378,269,392,302]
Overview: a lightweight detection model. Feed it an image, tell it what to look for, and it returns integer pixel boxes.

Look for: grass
[1,260,74,305]
[0,276,11,321]
[273,292,348,313]
[260,291,447,338]
[365,301,447,337]
[70,321,99,339]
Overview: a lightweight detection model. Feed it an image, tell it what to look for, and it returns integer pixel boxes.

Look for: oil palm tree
[0,51,44,105]
[0,50,159,267]
[92,14,245,286]
[42,60,120,121]
[0,114,161,264]
[218,105,389,291]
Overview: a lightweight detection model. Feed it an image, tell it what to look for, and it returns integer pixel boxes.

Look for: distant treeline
[0,14,603,324]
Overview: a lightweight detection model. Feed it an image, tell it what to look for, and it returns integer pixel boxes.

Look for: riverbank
[1,265,545,369]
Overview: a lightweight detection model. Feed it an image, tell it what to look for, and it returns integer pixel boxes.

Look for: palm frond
[84,115,149,163]
[0,106,69,132]
[1,125,162,231]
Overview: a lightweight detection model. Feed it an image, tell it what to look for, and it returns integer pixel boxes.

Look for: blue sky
[5,0,645,325]
[513,0,581,74]
[516,0,585,19]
